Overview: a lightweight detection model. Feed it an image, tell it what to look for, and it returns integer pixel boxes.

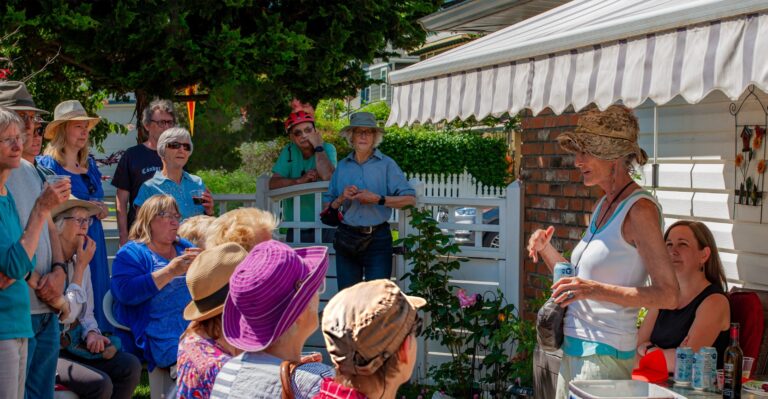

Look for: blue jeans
[335,225,393,291]
[25,313,59,399]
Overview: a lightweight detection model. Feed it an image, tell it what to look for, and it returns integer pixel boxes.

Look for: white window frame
[380,69,388,100]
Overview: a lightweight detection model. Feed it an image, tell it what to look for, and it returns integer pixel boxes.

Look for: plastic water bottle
[553,262,574,282]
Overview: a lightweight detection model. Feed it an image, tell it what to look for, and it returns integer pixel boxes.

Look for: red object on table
[632,349,669,384]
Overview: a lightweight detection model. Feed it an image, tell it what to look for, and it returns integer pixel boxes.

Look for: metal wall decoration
[730,85,767,221]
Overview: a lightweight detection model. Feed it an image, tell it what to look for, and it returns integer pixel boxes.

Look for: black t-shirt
[650,283,730,368]
[110,144,162,228]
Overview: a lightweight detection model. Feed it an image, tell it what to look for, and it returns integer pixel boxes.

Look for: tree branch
[22,46,61,83]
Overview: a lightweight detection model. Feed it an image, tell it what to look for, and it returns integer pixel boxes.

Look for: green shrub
[237,138,289,177]
[197,169,257,194]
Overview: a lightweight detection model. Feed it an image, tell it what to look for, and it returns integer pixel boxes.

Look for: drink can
[553,262,575,282]
[701,347,718,389]
[674,347,694,384]
[692,351,713,390]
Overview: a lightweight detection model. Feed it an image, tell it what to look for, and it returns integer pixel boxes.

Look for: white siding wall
[634,90,768,290]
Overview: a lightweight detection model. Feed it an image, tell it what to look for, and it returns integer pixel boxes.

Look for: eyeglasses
[352,129,376,137]
[151,119,176,128]
[156,210,182,223]
[290,126,315,137]
[33,125,44,137]
[166,142,191,151]
[0,135,23,147]
[18,113,43,126]
[80,173,97,195]
[63,216,93,227]
[410,315,423,337]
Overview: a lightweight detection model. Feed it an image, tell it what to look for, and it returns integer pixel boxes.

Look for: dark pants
[56,351,142,399]
[335,225,393,291]
[26,313,59,399]
[287,228,335,244]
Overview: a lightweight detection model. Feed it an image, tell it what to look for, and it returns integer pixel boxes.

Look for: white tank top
[563,190,661,352]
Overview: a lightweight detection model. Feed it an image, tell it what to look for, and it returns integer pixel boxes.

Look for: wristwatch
[378,195,386,206]
[314,145,325,153]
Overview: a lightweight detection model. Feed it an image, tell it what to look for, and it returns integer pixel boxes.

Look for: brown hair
[334,338,408,394]
[129,194,180,244]
[43,121,90,168]
[664,220,727,291]
[181,315,224,341]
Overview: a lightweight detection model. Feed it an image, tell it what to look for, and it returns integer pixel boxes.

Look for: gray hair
[157,127,194,157]
[142,98,176,129]
[0,106,24,142]
[340,127,384,148]
[53,206,89,232]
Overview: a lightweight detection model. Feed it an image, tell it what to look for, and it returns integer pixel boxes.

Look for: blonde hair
[43,121,90,167]
[129,194,180,244]
[178,215,216,248]
[205,208,277,251]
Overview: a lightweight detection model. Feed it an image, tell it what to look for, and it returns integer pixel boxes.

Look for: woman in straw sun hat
[210,240,334,399]
[315,279,426,399]
[38,100,115,334]
[526,105,679,398]
[176,242,248,399]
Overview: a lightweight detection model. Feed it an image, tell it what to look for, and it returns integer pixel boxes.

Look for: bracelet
[52,262,68,278]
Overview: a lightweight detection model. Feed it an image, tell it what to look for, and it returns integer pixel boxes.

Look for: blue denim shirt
[323,149,415,227]
[134,171,207,221]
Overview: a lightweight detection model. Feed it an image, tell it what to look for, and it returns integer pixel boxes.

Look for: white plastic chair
[103,290,176,398]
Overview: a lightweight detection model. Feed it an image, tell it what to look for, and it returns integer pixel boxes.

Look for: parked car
[437,206,499,247]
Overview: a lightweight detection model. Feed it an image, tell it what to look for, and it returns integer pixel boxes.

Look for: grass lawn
[132,370,150,399]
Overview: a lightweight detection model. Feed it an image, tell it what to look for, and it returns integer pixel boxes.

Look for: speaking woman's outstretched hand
[527,226,555,262]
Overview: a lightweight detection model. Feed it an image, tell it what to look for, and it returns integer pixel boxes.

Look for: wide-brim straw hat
[223,240,329,352]
[556,105,648,165]
[0,81,48,114]
[44,100,100,140]
[51,195,101,219]
[184,243,248,321]
[339,112,385,138]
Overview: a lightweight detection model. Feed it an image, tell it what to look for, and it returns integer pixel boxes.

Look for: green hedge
[379,128,508,187]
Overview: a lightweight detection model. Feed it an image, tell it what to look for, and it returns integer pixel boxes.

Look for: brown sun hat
[51,195,101,219]
[556,105,648,164]
[321,279,426,376]
[44,100,100,140]
[184,242,248,321]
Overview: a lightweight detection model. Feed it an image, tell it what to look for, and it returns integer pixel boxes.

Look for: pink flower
[457,289,477,308]
[0,69,10,80]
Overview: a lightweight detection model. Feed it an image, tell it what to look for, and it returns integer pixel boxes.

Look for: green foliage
[195,169,256,194]
[399,207,532,397]
[237,137,289,177]
[2,0,442,141]
[381,127,509,187]
[358,100,391,121]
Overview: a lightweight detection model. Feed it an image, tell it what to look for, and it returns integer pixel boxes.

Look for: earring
[700,266,704,272]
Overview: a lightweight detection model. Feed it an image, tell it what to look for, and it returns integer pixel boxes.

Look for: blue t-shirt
[134,171,207,221]
[110,239,193,370]
[272,142,337,222]
[0,190,36,340]
[323,149,415,227]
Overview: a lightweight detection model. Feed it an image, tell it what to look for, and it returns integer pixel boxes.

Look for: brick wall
[518,108,602,319]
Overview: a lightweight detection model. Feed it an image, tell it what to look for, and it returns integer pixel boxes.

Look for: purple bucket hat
[223,240,329,351]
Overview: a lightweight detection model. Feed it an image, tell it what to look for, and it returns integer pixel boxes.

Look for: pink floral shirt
[176,333,233,399]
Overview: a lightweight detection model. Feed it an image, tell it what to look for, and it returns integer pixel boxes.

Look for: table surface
[667,379,766,398]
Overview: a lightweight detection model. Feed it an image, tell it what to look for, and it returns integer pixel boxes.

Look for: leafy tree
[1,0,441,143]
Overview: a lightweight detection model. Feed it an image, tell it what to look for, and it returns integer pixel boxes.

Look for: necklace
[594,180,635,230]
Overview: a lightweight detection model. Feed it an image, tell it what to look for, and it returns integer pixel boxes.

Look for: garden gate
[253,174,524,382]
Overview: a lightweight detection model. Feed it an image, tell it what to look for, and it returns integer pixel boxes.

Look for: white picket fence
[407,170,506,198]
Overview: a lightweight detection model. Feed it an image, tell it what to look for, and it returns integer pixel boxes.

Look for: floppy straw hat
[556,105,648,164]
[339,112,385,137]
[51,195,101,219]
[44,100,100,140]
[322,279,426,376]
[222,240,329,352]
[0,81,48,114]
[184,243,248,321]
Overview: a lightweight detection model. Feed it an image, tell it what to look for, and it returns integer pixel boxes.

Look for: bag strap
[280,360,300,399]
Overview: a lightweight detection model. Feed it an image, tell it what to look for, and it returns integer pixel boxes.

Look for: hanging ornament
[741,125,753,152]
[185,84,197,136]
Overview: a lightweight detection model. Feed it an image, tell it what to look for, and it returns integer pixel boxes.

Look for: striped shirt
[210,352,334,399]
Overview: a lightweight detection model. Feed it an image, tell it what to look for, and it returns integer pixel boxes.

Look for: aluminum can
[692,352,706,390]
[701,347,718,390]
[674,347,694,384]
[553,262,575,282]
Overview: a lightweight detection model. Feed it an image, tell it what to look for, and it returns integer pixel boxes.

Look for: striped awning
[387,0,768,126]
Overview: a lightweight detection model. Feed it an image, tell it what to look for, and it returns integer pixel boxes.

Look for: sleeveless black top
[650,284,730,368]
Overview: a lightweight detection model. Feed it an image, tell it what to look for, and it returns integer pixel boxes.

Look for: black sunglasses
[33,125,44,137]
[80,173,97,195]
[166,142,191,151]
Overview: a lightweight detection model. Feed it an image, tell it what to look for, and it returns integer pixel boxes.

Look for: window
[361,71,371,104]
[379,69,388,100]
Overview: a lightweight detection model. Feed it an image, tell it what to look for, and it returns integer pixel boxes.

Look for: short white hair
[157,127,193,157]
[340,127,384,148]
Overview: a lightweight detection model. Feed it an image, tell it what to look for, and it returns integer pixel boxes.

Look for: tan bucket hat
[44,100,100,140]
[184,242,248,321]
[51,195,101,219]
[321,279,426,376]
[556,105,648,164]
